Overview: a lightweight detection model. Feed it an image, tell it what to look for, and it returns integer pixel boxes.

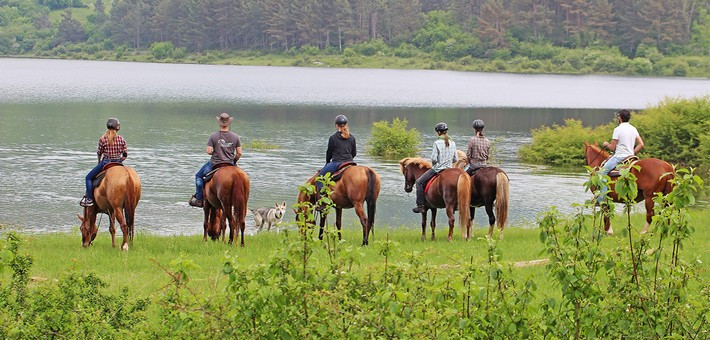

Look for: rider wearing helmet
[412,122,458,213]
[316,114,356,194]
[597,109,644,203]
[189,113,242,207]
[80,118,127,207]
[465,119,490,176]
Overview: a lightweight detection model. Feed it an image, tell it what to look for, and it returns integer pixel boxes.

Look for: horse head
[399,158,431,193]
[584,142,608,168]
[77,208,98,247]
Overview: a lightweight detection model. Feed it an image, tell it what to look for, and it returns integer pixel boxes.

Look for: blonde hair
[440,131,450,147]
[102,129,117,146]
[338,124,350,139]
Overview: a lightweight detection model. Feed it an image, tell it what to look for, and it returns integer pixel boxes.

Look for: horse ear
[584,141,589,147]
[594,141,599,147]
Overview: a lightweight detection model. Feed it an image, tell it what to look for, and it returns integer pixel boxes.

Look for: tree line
[1,0,709,60]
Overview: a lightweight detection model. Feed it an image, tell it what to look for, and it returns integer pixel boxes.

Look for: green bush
[634,97,710,179]
[519,119,613,166]
[366,118,421,159]
[628,57,652,75]
[150,41,174,60]
[393,42,417,58]
[350,39,388,56]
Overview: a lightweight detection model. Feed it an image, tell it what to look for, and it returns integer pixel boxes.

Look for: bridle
[586,146,606,168]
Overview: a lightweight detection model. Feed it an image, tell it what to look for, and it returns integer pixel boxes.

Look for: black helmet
[335,114,348,125]
[472,119,485,130]
[106,118,120,131]
[434,122,448,132]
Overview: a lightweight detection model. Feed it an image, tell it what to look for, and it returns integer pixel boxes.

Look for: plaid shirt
[97,135,127,161]
[466,136,490,167]
[431,138,458,173]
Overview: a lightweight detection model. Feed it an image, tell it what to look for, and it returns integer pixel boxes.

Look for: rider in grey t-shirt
[188,113,243,207]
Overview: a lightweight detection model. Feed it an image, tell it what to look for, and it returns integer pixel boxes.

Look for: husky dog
[251,202,287,232]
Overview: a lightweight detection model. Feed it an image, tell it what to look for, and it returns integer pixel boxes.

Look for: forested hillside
[1,0,709,76]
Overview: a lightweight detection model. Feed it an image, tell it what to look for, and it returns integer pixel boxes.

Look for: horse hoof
[607,228,614,236]
[121,243,129,251]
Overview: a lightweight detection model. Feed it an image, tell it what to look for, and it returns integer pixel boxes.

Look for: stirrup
[80,197,94,207]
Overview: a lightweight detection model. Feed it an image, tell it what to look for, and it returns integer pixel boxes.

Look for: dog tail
[365,168,380,238]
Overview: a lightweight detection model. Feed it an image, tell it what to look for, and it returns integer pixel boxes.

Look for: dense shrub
[366,118,421,159]
[634,97,710,179]
[350,39,388,56]
[150,41,174,60]
[393,42,417,58]
[519,119,613,165]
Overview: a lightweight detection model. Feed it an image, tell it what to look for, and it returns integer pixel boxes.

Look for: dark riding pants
[316,161,343,193]
[415,169,437,206]
[195,161,213,201]
[85,158,123,200]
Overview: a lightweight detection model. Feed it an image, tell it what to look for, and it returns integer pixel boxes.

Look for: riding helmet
[335,114,348,125]
[472,119,485,130]
[106,118,120,131]
[434,122,448,132]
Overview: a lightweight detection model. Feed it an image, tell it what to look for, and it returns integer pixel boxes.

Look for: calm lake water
[1,58,708,234]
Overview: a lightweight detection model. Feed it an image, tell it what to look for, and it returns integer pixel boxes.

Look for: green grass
[3,209,708,300]
[48,6,96,25]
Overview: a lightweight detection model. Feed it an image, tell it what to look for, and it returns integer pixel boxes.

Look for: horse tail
[662,164,676,195]
[124,171,138,241]
[495,172,509,230]
[457,172,471,240]
[365,168,379,237]
[232,170,250,223]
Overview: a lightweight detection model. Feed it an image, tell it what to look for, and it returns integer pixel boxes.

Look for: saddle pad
[332,162,357,181]
[424,173,440,194]
[92,163,124,188]
[203,163,234,183]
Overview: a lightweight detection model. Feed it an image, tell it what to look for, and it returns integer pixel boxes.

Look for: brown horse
[454,151,510,239]
[584,142,674,234]
[203,165,250,246]
[297,166,380,246]
[78,166,141,250]
[399,158,471,241]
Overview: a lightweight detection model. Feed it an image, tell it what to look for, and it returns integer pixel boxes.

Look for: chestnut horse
[584,142,674,234]
[78,165,141,250]
[297,166,380,246]
[203,165,250,246]
[399,158,471,241]
[454,151,510,239]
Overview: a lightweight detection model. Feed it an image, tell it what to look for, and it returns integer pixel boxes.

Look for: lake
[1,58,708,234]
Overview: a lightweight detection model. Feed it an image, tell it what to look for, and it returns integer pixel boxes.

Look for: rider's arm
[634,135,644,154]
[121,139,128,161]
[235,146,242,162]
[325,136,334,163]
[96,139,104,163]
[430,143,439,166]
[206,146,213,155]
[603,139,618,151]
[351,136,357,158]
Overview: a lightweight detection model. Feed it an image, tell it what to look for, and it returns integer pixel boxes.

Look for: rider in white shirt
[598,109,644,203]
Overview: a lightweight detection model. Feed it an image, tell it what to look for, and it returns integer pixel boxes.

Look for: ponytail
[339,124,350,139]
[444,132,450,147]
[103,129,117,146]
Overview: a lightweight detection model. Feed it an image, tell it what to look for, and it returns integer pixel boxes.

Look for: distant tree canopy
[1,0,709,59]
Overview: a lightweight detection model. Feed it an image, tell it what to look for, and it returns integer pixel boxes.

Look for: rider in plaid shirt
[80,118,127,207]
[465,119,490,175]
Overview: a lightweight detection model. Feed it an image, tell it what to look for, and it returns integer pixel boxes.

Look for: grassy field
[3,209,708,299]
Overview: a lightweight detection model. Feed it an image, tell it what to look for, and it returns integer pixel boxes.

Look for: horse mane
[586,143,610,158]
[399,157,432,174]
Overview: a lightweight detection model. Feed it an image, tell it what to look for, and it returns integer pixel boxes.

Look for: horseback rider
[188,113,242,208]
[598,109,645,202]
[316,114,356,194]
[80,118,127,207]
[412,122,458,213]
[465,119,490,176]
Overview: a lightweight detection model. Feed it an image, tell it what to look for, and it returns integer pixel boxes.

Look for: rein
[586,147,607,168]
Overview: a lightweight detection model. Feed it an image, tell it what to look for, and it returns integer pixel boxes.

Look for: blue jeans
[316,161,342,194]
[85,159,123,200]
[598,155,624,203]
[195,161,214,200]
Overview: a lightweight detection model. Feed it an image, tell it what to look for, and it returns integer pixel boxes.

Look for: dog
[251,202,287,232]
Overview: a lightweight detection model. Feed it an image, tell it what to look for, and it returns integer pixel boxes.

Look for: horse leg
[109,213,116,248]
[470,208,475,239]
[603,205,613,235]
[318,212,326,240]
[336,208,343,241]
[354,203,369,246]
[420,210,427,241]
[642,196,654,234]
[113,208,129,251]
[485,202,497,239]
[446,205,455,241]
[203,206,210,241]
[430,209,437,240]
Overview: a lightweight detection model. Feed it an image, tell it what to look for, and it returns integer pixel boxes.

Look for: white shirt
[612,122,639,158]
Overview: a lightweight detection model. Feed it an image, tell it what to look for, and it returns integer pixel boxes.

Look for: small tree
[53,10,86,46]
[367,118,421,159]
[151,41,174,60]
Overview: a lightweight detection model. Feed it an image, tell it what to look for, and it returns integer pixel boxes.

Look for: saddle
[203,163,234,183]
[424,173,440,194]
[601,155,639,177]
[466,165,487,177]
[92,163,123,188]
[331,161,356,181]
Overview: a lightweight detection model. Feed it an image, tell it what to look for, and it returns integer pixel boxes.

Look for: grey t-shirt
[208,131,241,165]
